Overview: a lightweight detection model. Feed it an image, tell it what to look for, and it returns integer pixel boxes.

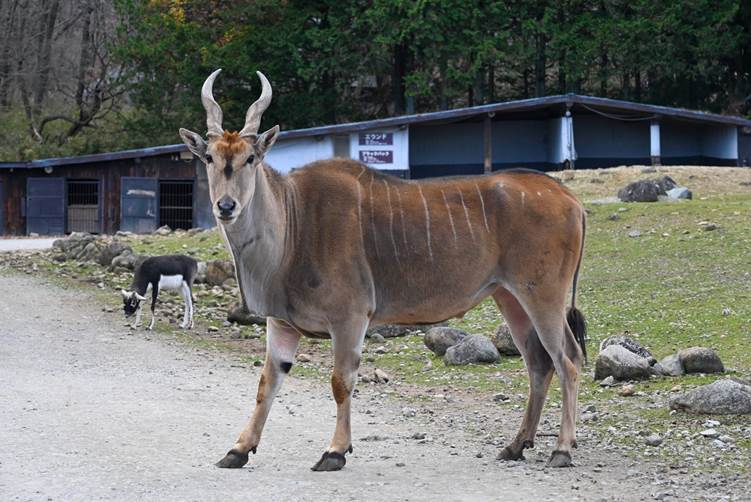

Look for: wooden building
[2,93,750,236]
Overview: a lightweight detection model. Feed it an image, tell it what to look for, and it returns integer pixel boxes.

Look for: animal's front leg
[147,285,158,331]
[180,282,192,329]
[216,318,300,468]
[132,305,142,329]
[311,317,368,472]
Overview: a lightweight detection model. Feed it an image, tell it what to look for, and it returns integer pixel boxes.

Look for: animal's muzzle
[217,197,237,219]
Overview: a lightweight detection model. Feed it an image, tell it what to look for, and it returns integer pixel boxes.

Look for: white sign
[350,127,408,170]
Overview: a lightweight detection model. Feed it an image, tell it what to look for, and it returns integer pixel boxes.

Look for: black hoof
[547,449,573,468]
[215,449,249,468]
[311,451,347,471]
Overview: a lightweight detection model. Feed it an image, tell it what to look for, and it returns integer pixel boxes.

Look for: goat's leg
[187,284,194,329]
[179,282,191,329]
[493,288,554,461]
[311,316,368,472]
[132,305,142,329]
[147,284,158,330]
[216,317,300,468]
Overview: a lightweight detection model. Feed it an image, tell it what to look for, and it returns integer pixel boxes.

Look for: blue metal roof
[2,94,749,169]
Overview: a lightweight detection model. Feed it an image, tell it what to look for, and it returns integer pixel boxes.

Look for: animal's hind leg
[216,318,300,468]
[179,281,192,329]
[493,288,554,461]
[311,316,368,472]
[522,296,583,468]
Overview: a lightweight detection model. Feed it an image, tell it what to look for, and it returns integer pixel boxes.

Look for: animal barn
[1,94,750,236]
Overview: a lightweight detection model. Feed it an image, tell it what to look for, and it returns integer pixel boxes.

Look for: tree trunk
[32,0,60,120]
[391,43,407,115]
[534,32,546,97]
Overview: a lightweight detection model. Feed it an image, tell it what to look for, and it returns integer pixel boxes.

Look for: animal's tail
[566,213,588,364]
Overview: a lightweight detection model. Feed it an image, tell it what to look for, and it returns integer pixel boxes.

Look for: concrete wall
[491,120,548,164]
[265,136,334,174]
[702,125,738,159]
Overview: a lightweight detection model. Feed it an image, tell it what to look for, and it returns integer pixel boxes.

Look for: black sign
[359,150,394,164]
[359,132,393,146]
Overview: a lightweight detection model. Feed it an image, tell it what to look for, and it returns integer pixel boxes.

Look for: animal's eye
[205,154,213,164]
[248,154,255,164]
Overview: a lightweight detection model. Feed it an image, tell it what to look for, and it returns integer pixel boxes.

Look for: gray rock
[599,376,617,387]
[195,261,208,283]
[443,334,500,365]
[678,347,724,374]
[654,175,678,193]
[205,260,235,286]
[656,354,684,376]
[226,301,266,326]
[154,225,172,235]
[600,334,656,365]
[97,240,131,266]
[594,345,654,381]
[670,379,751,415]
[424,327,469,356]
[109,250,144,271]
[645,434,663,447]
[666,187,692,199]
[367,324,441,339]
[618,180,660,202]
[369,333,386,343]
[627,230,642,238]
[489,323,520,356]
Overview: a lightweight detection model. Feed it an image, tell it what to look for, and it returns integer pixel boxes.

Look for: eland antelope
[179,70,587,471]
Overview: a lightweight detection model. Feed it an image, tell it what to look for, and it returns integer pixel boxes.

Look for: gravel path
[0,272,742,501]
[0,238,57,252]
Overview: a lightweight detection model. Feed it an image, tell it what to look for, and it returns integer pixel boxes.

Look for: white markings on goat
[417,185,433,261]
[441,189,458,244]
[521,191,526,207]
[395,188,408,249]
[537,191,542,197]
[383,179,401,265]
[158,274,184,290]
[458,189,475,242]
[475,183,490,233]
[368,174,380,258]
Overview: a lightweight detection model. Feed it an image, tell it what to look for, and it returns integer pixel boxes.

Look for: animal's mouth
[216,214,238,224]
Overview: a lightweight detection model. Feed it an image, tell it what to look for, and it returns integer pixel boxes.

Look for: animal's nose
[217,197,236,216]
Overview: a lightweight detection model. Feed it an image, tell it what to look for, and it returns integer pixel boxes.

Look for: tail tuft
[567,307,588,364]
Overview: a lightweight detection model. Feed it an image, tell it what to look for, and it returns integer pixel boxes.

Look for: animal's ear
[135,293,147,301]
[121,289,131,300]
[255,125,280,156]
[179,128,208,161]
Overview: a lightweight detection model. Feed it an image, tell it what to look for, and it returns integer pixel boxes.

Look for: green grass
[128,229,230,262]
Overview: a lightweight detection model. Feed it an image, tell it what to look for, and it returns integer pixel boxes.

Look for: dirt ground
[0,272,747,502]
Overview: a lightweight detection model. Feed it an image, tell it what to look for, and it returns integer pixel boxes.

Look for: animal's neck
[222,164,290,316]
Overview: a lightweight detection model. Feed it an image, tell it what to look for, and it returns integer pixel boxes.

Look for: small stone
[599,376,616,387]
[369,333,386,343]
[628,230,642,238]
[703,223,718,231]
[493,393,509,402]
[607,213,621,221]
[582,404,596,413]
[411,432,426,440]
[700,429,720,439]
[253,360,263,367]
[296,353,312,363]
[645,434,663,447]
[670,385,682,393]
[207,326,219,332]
[619,384,635,397]
[374,368,390,383]
[722,308,732,316]
[395,462,406,467]
[581,412,598,422]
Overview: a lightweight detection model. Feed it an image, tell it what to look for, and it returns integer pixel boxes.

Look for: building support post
[650,118,661,166]
[483,113,493,174]
[563,106,576,169]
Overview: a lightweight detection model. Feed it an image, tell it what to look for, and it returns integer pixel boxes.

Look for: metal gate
[67,179,100,233]
[26,177,65,235]
[159,180,194,230]
[120,177,158,233]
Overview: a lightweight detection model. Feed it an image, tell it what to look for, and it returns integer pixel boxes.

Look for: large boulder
[670,379,751,415]
[109,249,144,271]
[654,175,678,193]
[594,345,654,381]
[678,347,724,374]
[226,301,266,325]
[599,334,656,365]
[424,327,468,356]
[205,260,235,286]
[96,240,131,266]
[617,180,660,202]
[666,187,692,200]
[443,334,500,365]
[489,323,520,356]
[655,354,684,376]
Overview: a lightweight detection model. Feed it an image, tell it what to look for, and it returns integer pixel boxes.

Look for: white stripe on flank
[417,185,433,261]
[368,174,380,258]
[383,179,400,264]
[475,183,490,233]
[458,189,475,242]
[441,189,458,244]
[395,188,408,248]
[521,191,526,207]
